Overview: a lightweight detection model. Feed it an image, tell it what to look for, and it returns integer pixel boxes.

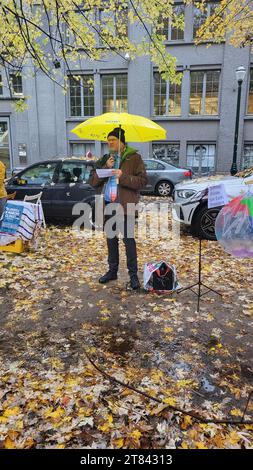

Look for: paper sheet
[96,169,115,178]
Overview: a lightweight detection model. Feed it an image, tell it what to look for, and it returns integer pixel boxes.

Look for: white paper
[208,184,229,209]
[96,169,115,178]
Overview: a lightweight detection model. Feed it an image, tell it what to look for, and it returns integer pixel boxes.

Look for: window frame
[0,74,3,95]
[157,3,185,42]
[189,69,221,116]
[153,71,182,116]
[9,72,23,96]
[247,68,253,115]
[193,1,219,39]
[243,142,253,169]
[96,2,128,47]
[101,73,128,113]
[69,141,95,158]
[69,74,95,117]
[186,142,217,174]
[152,142,180,166]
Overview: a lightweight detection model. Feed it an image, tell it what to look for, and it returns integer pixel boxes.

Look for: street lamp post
[230,66,247,175]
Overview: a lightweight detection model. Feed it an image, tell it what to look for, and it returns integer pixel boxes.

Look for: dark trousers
[104,212,138,277]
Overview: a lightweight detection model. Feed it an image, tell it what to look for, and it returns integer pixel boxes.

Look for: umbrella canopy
[71,112,166,142]
[215,193,253,258]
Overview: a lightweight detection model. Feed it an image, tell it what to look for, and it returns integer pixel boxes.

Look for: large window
[0,121,10,170]
[9,73,23,95]
[154,72,181,116]
[193,2,219,38]
[69,75,94,117]
[70,142,95,159]
[153,142,180,166]
[243,144,253,169]
[189,70,220,115]
[98,2,128,46]
[247,69,253,114]
[157,4,185,41]
[102,74,127,113]
[187,143,216,175]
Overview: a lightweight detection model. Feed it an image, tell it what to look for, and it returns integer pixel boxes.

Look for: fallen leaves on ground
[0,197,253,448]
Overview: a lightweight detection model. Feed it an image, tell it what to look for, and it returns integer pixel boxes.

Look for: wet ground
[0,196,253,447]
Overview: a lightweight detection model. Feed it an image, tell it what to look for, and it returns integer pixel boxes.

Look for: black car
[6,158,96,221]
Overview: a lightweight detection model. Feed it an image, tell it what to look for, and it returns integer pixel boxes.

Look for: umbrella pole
[116,124,122,185]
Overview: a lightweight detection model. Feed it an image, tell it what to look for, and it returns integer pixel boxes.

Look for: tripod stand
[177,237,222,312]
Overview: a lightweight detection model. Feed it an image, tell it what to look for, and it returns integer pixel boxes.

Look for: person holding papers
[89,127,147,290]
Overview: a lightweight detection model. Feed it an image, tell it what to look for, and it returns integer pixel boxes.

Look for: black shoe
[130,275,140,290]
[99,271,118,284]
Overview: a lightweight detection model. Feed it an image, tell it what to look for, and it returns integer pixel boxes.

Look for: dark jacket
[89,146,147,214]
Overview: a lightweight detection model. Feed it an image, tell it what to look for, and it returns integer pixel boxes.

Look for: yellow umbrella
[71,112,166,142]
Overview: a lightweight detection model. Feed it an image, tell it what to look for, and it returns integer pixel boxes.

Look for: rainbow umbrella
[215,192,253,258]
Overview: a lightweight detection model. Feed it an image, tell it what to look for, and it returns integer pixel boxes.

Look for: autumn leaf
[3,407,21,418]
[181,415,193,430]
[230,408,243,417]
[112,438,125,448]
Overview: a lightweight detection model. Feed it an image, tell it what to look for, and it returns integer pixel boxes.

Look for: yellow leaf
[163,397,177,407]
[0,416,8,424]
[180,442,189,449]
[4,437,16,449]
[226,431,241,445]
[163,327,173,334]
[23,438,36,449]
[176,379,195,389]
[150,370,164,383]
[113,438,124,448]
[3,406,21,418]
[129,429,142,441]
[108,414,113,424]
[230,408,243,417]
[44,406,65,421]
[181,415,193,430]
[98,414,114,433]
[7,430,19,441]
[195,442,207,449]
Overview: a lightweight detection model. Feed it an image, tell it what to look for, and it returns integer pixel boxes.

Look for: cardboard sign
[208,184,229,209]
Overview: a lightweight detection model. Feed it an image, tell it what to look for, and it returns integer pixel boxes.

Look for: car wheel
[192,205,221,240]
[155,181,173,197]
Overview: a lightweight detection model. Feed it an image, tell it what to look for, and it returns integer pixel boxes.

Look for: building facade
[0,2,253,175]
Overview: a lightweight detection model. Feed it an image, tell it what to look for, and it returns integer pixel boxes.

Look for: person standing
[0,160,7,219]
[89,127,147,290]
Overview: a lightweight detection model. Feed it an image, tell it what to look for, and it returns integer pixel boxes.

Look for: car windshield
[235,166,253,178]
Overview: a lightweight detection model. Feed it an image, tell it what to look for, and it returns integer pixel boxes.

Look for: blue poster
[0,201,24,235]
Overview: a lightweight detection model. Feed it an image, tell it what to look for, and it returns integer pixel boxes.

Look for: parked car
[6,158,96,221]
[172,167,253,240]
[141,159,192,197]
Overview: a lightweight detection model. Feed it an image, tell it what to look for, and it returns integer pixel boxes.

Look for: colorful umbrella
[215,192,253,258]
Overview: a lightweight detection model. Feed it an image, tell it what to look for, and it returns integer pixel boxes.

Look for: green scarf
[96,145,137,169]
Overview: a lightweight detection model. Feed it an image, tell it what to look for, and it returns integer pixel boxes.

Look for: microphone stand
[177,237,222,312]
